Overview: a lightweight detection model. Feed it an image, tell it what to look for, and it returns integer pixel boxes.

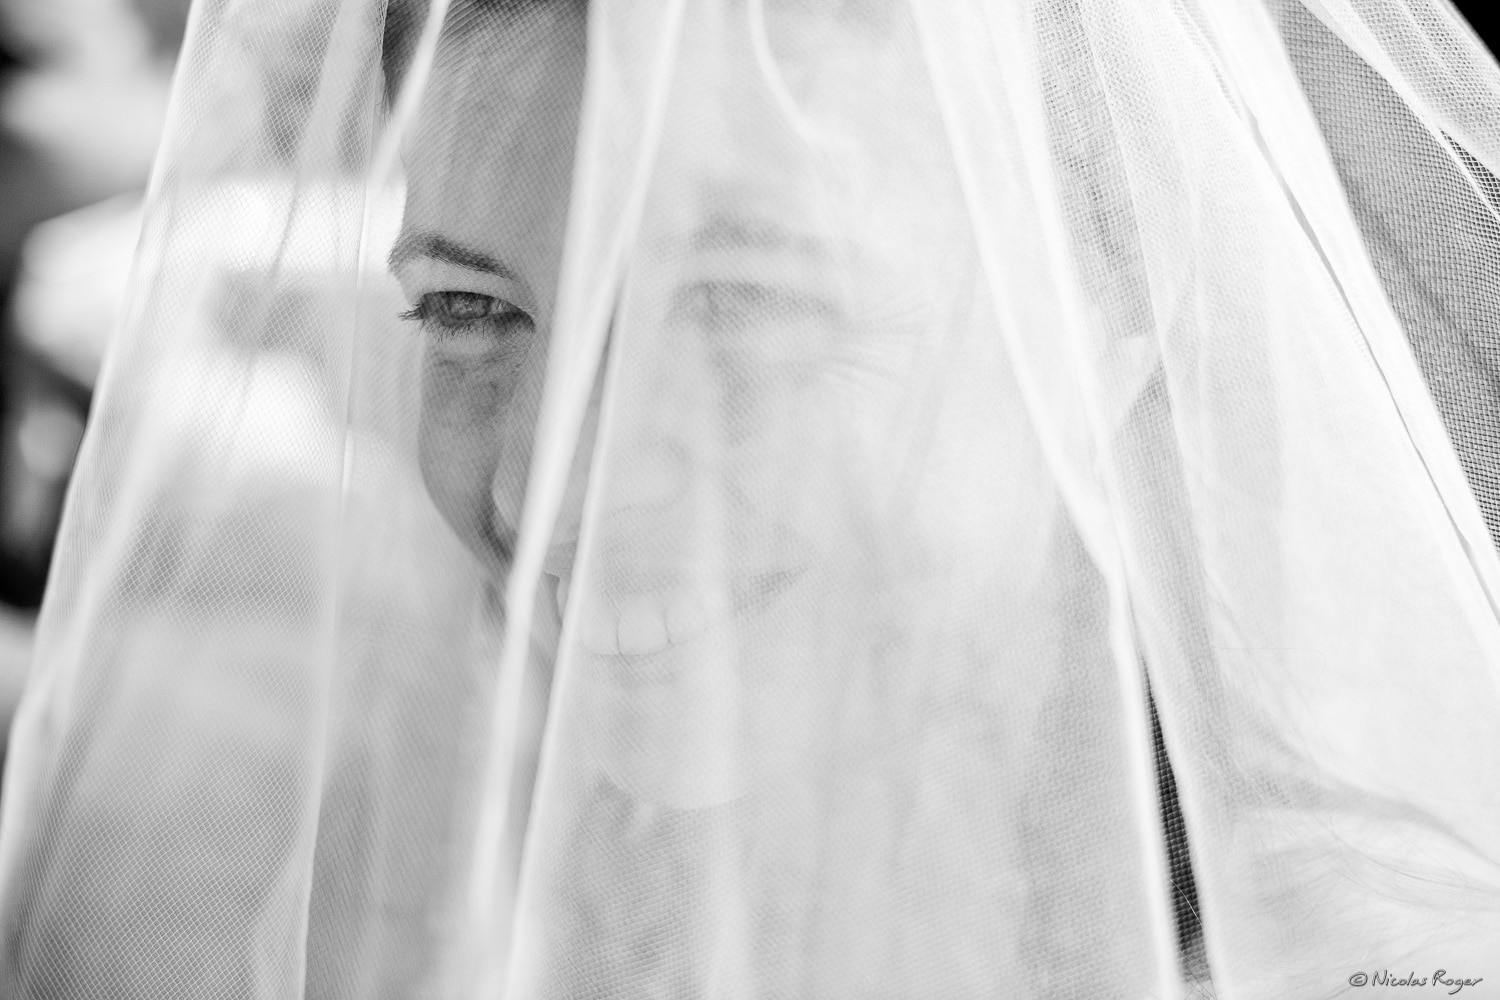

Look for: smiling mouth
[558,567,807,671]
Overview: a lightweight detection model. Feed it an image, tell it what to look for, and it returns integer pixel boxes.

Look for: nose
[606,441,694,511]
[519,1,831,566]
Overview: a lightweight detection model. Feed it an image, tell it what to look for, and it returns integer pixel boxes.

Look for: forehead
[383,0,583,104]
[401,3,585,191]
[412,4,583,133]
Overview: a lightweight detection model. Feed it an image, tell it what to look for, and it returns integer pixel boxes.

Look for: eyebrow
[387,230,518,279]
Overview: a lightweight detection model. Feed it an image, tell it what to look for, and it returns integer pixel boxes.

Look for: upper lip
[486,524,578,581]
[567,509,814,605]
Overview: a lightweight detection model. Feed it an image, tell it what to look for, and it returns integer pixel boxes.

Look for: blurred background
[0,0,193,741]
[0,0,1492,755]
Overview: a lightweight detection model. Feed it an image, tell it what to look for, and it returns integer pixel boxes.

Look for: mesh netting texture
[0,0,1499,997]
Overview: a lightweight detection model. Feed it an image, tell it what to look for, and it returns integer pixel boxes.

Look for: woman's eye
[400,291,531,336]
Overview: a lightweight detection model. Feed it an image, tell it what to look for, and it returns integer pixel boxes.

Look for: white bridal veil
[0,0,1499,996]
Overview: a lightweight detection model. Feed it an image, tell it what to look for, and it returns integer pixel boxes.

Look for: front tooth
[615,594,671,656]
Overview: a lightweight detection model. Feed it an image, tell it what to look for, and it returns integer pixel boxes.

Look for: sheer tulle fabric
[0,0,1497,997]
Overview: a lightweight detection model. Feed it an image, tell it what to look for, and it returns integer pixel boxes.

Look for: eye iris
[438,291,495,321]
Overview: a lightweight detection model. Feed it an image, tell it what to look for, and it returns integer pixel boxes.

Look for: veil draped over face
[0,0,1499,996]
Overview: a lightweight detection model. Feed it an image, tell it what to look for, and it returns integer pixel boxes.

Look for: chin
[580,657,749,809]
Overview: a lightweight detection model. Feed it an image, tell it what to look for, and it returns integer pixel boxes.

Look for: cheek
[417,340,538,561]
[753,347,1041,575]
[907,378,1058,578]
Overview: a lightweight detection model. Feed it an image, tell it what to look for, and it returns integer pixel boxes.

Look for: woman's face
[395,1,1057,806]
[393,1,588,583]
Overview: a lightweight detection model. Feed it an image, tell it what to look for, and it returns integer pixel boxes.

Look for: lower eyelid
[425,330,511,364]
[424,314,535,350]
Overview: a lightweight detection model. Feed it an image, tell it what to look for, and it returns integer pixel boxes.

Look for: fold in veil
[0,0,1497,997]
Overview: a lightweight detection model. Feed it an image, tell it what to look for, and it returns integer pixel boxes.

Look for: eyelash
[399,291,532,335]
